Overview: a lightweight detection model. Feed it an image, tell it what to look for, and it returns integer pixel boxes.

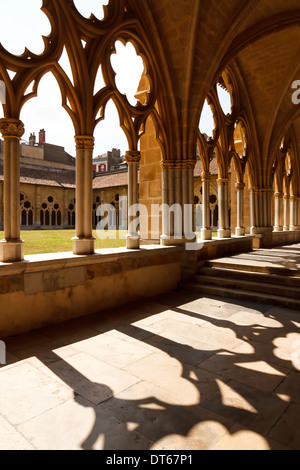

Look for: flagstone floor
[1,289,299,450]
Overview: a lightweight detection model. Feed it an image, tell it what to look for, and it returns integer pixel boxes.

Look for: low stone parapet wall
[0,246,183,338]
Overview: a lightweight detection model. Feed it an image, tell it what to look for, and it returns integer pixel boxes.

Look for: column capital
[249,186,272,194]
[217,178,229,186]
[0,118,24,140]
[235,182,245,191]
[201,171,210,181]
[75,135,95,151]
[161,160,196,171]
[125,150,141,164]
[274,192,284,199]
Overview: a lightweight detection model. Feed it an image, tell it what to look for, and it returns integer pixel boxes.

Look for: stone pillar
[273,192,284,232]
[235,182,246,236]
[72,135,95,255]
[160,161,196,246]
[290,196,300,231]
[283,195,290,231]
[201,172,212,240]
[250,187,273,249]
[217,178,231,238]
[125,151,141,249]
[0,182,3,230]
[0,118,25,262]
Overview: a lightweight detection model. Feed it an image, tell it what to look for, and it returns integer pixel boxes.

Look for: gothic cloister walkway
[1,252,299,450]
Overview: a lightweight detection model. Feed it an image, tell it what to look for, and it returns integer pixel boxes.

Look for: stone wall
[0,246,182,338]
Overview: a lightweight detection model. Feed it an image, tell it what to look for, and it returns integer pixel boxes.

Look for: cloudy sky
[0,0,230,158]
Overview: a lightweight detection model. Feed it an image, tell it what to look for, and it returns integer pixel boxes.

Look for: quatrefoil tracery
[0,0,156,147]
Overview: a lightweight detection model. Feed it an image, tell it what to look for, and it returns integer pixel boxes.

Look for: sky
[0,0,231,158]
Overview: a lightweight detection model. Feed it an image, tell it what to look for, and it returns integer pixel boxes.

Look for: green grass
[0,230,127,255]
[0,230,219,256]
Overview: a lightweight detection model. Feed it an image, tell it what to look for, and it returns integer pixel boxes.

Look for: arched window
[45,210,50,226]
[68,200,76,227]
[28,210,33,226]
[21,210,27,226]
[57,211,62,226]
[40,197,62,228]
[51,211,56,227]
[20,193,34,227]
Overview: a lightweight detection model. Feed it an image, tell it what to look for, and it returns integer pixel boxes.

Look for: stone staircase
[181,249,300,310]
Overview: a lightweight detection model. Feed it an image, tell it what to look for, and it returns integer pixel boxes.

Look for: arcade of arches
[1,0,300,336]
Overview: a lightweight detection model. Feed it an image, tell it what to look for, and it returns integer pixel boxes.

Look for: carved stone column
[235,182,246,236]
[160,160,196,246]
[273,192,284,232]
[283,194,290,231]
[0,181,3,230]
[125,151,141,249]
[0,118,25,262]
[72,135,95,255]
[201,172,212,240]
[290,196,300,231]
[217,178,231,238]
[250,187,273,235]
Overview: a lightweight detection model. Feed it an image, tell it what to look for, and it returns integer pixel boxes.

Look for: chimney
[39,129,46,145]
[29,132,36,146]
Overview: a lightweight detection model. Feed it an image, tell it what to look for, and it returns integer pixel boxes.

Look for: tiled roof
[0,160,222,190]
[194,159,219,177]
[93,170,130,189]
[0,163,76,188]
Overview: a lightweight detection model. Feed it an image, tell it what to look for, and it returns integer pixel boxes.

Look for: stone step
[206,258,300,277]
[181,282,300,311]
[193,273,300,299]
[199,266,300,288]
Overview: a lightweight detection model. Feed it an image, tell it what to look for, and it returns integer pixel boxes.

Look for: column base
[201,228,212,241]
[72,237,95,255]
[235,227,245,237]
[126,233,140,249]
[289,226,300,232]
[218,229,231,239]
[0,239,24,262]
[160,234,197,246]
[250,227,273,235]
[273,226,283,232]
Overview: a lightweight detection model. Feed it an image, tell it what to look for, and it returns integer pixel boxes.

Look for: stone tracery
[0,0,300,260]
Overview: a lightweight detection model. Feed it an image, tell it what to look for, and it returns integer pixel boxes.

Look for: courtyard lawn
[0,230,218,256]
[0,230,127,256]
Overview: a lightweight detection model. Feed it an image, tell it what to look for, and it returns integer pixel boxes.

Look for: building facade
[0,137,224,233]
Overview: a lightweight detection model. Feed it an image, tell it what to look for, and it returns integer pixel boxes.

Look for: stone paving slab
[0,289,299,450]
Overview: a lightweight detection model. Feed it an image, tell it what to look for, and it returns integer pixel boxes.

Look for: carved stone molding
[0,118,24,140]
[125,151,141,164]
[249,187,273,194]
[75,135,95,151]
[161,160,196,171]
[217,178,229,186]
[201,171,211,181]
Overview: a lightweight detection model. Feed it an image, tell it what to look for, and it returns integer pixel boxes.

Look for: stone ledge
[0,245,183,297]
[0,245,183,276]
